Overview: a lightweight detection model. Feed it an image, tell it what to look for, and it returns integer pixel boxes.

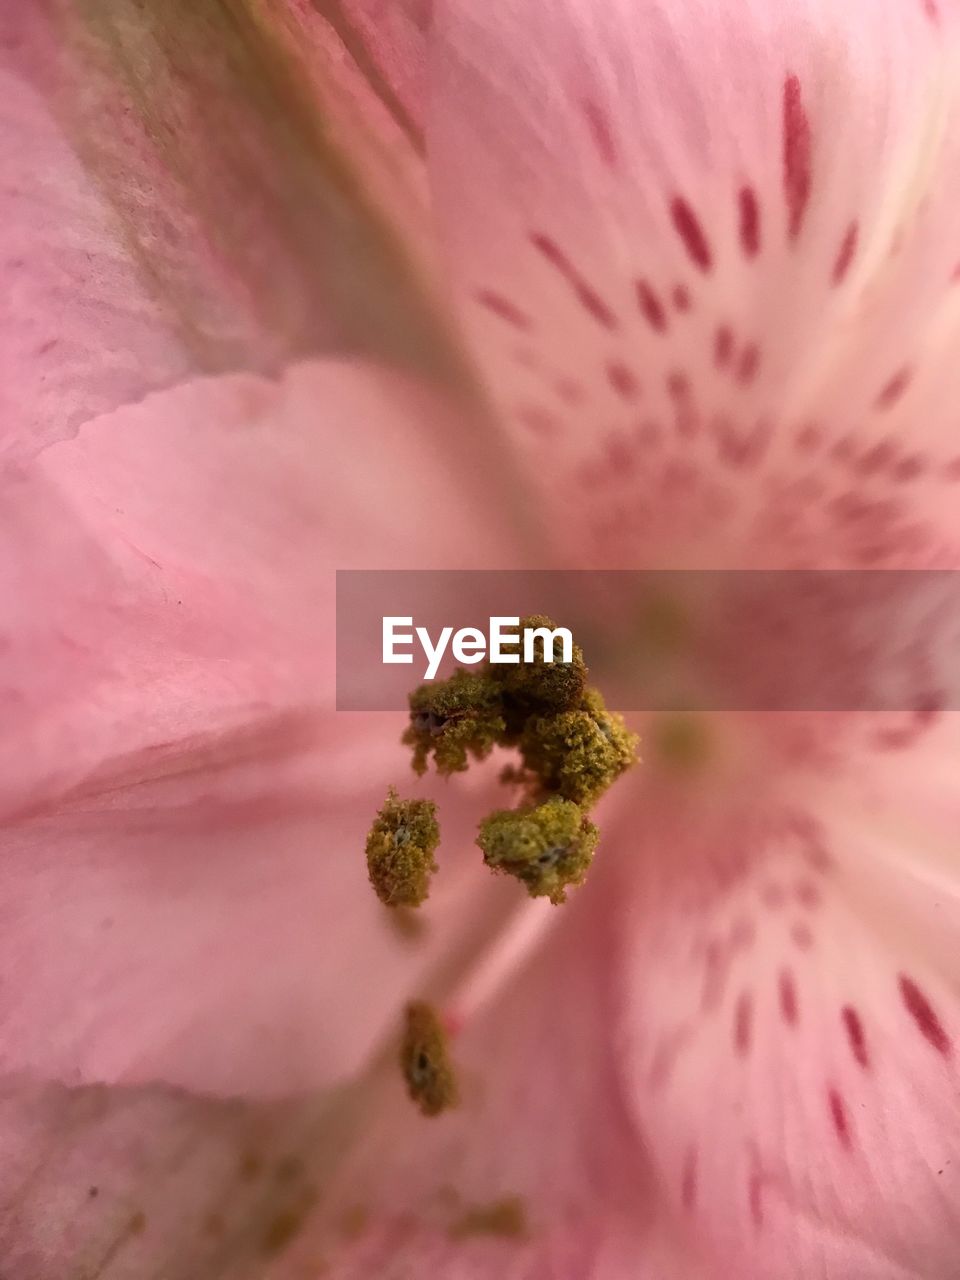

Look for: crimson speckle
[670,196,713,272]
[607,361,641,401]
[893,455,926,483]
[841,1005,869,1068]
[604,431,636,475]
[729,917,756,951]
[899,975,952,1056]
[736,343,762,386]
[779,969,798,1025]
[761,882,786,909]
[734,991,753,1056]
[738,186,761,258]
[783,75,813,240]
[794,424,822,453]
[791,922,813,950]
[635,419,663,448]
[828,1087,851,1148]
[581,98,618,168]
[875,367,913,410]
[832,222,859,285]
[476,290,531,330]
[529,233,619,329]
[748,1171,764,1228]
[681,1147,697,1210]
[714,326,733,369]
[922,0,940,23]
[856,440,896,476]
[795,879,821,910]
[666,370,690,399]
[672,284,692,312]
[635,279,668,332]
[555,378,585,406]
[516,405,560,438]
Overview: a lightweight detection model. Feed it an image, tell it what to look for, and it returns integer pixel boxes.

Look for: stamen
[517,687,640,807]
[477,796,599,905]
[487,614,588,718]
[400,1000,460,1116]
[403,669,506,776]
[365,788,440,908]
[449,1195,529,1240]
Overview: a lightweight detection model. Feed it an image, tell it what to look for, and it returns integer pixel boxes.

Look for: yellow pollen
[365,788,440,908]
[650,712,712,771]
[400,1001,460,1117]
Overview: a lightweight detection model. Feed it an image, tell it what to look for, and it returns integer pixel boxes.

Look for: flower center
[363,614,640,1113]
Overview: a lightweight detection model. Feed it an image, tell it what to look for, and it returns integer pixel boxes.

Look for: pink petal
[0,737,528,1096]
[0,869,702,1278]
[610,727,960,1277]
[0,358,525,1094]
[1,0,454,459]
[0,359,512,816]
[427,0,960,567]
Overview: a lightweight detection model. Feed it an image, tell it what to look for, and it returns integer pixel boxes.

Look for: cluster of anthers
[364,616,639,1115]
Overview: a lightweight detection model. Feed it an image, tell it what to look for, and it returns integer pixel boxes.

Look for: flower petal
[0,737,532,1096]
[0,863,710,1278]
[611,727,960,1278]
[427,0,960,567]
[2,0,461,459]
[0,358,511,816]
[0,353,531,1094]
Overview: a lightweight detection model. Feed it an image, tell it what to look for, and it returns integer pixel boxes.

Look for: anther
[477,796,599,905]
[488,614,588,717]
[400,1000,460,1116]
[518,687,639,807]
[365,788,440,908]
[403,669,506,776]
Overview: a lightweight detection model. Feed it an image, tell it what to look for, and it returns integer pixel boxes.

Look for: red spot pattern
[899,974,952,1056]
[828,1086,852,1148]
[761,882,786,909]
[893,455,927,483]
[530,233,619,329]
[581,98,618,168]
[794,424,822,454]
[670,196,713,273]
[748,1169,764,1228]
[832,222,859,285]
[672,284,692,312]
[779,969,798,1025]
[875,367,913,410]
[856,440,896,477]
[783,75,813,240]
[635,279,668,332]
[555,377,584,406]
[516,405,560,438]
[738,186,761,258]
[795,879,821,910]
[736,343,762,386]
[842,1005,869,1068]
[734,991,753,1056]
[681,1147,697,1210]
[476,289,531,330]
[791,922,813,950]
[922,0,940,23]
[607,361,641,401]
[714,325,733,369]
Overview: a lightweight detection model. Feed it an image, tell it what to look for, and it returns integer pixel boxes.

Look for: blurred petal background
[2,1,960,1277]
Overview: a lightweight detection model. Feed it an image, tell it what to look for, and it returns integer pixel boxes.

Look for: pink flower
[3,1,960,1277]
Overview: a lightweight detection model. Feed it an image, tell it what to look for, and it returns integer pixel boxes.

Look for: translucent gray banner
[336,570,960,712]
